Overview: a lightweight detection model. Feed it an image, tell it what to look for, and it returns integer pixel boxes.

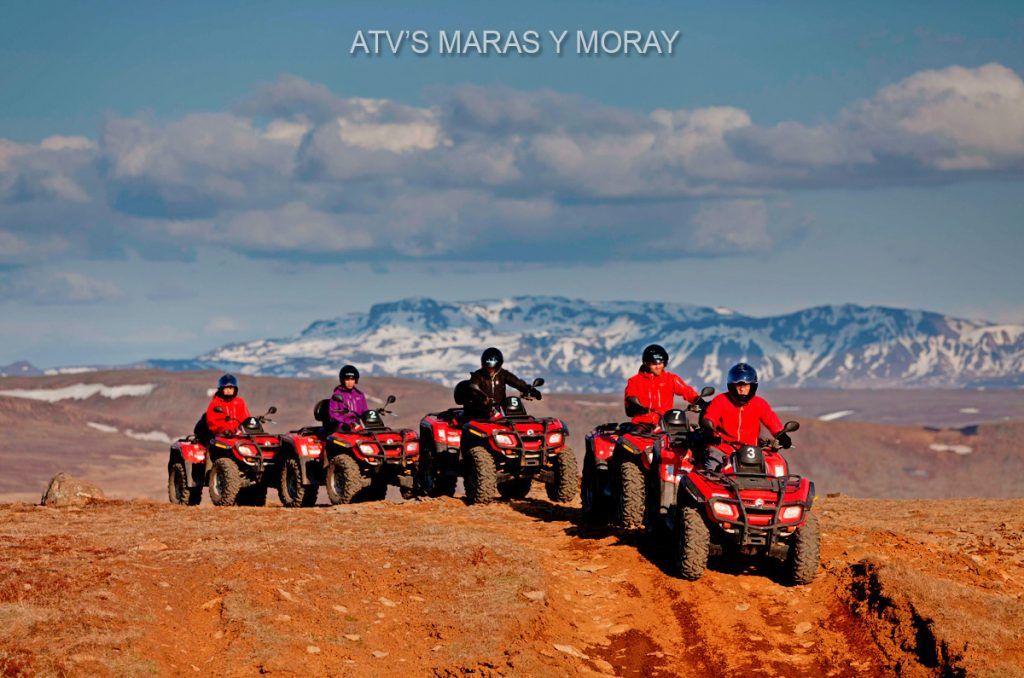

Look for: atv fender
[679,475,706,507]
[168,450,204,490]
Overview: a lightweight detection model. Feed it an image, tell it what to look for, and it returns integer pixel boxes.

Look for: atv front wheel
[674,506,710,580]
[498,477,533,500]
[546,449,580,503]
[787,513,821,585]
[326,455,365,505]
[581,454,611,524]
[168,463,201,506]
[463,446,497,505]
[209,458,242,506]
[617,457,646,529]
[279,457,318,508]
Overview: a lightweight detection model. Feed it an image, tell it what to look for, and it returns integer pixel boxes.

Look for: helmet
[217,373,238,400]
[339,364,360,384]
[481,347,503,370]
[642,344,668,366]
[726,363,758,405]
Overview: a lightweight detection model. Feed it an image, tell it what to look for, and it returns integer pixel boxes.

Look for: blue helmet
[217,373,238,394]
[726,363,758,405]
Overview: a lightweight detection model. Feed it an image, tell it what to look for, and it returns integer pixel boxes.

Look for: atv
[418,407,463,497]
[202,406,282,507]
[459,378,579,505]
[167,436,207,506]
[315,395,421,504]
[673,420,819,585]
[583,387,713,529]
[274,419,327,508]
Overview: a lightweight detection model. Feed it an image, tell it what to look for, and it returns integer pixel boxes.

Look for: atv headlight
[405,442,419,453]
[447,431,461,444]
[710,500,738,521]
[547,432,563,446]
[358,444,376,455]
[237,444,257,457]
[780,506,803,522]
[493,433,516,448]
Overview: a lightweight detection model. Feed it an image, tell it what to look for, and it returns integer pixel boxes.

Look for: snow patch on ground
[125,429,173,444]
[775,405,801,412]
[929,443,973,455]
[573,400,611,407]
[43,367,98,375]
[959,407,980,414]
[818,410,855,422]
[87,422,118,433]
[0,383,156,402]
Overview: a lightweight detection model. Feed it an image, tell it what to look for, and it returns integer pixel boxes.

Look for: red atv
[195,406,283,506]
[673,421,819,584]
[582,387,713,529]
[418,407,463,497]
[274,416,327,508]
[167,436,207,506]
[459,378,579,505]
[316,395,421,504]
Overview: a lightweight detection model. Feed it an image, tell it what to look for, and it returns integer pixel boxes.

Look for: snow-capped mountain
[151,297,1024,392]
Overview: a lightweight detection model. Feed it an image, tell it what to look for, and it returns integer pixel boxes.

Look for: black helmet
[217,373,238,400]
[339,364,360,384]
[726,363,758,405]
[642,344,668,366]
[481,347,503,370]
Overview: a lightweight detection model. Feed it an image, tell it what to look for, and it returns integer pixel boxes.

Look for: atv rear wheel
[674,506,710,580]
[498,477,533,500]
[168,463,201,506]
[617,457,646,529]
[326,455,365,505]
[209,458,243,506]
[237,484,267,507]
[546,448,580,503]
[278,457,318,508]
[463,446,497,505]
[787,513,821,585]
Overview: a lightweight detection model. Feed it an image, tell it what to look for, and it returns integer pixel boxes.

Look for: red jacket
[205,395,252,435]
[624,369,699,426]
[703,393,782,447]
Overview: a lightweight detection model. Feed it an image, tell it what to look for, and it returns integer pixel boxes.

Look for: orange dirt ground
[2,491,1022,677]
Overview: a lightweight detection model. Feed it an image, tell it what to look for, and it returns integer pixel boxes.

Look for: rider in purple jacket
[329,365,369,430]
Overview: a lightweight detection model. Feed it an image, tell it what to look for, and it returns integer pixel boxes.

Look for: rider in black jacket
[462,347,541,419]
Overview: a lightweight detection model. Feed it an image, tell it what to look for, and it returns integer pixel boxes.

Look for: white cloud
[1,271,127,305]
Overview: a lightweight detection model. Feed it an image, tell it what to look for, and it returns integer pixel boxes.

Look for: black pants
[701,447,727,472]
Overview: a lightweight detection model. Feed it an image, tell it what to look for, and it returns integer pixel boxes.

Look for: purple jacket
[329,385,368,428]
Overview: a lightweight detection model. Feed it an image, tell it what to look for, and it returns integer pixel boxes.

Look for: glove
[776,431,792,449]
[529,387,543,400]
[703,430,722,446]
[694,397,709,411]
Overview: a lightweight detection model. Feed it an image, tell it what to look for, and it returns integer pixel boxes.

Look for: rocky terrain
[1,493,1021,676]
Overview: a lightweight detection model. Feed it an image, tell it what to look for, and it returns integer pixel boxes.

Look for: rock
[200,597,222,610]
[735,603,750,612]
[40,473,105,507]
[608,624,630,635]
[333,605,348,613]
[306,646,321,654]
[553,644,589,659]
[371,651,389,658]
[344,634,361,642]
[158,582,171,589]
[275,614,291,622]
[431,644,443,652]
[577,564,609,573]
[139,540,168,552]
[277,588,295,602]
[794,622,813,635]
[522,590,546,602]
[379,597,397,607]
[409,595,425,603]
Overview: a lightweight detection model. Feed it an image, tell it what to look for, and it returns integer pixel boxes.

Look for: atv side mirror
[267,406,277,415]
[783,420,800,433]
[385,395,396,405]
[532,378,545,388]
[213,407,225,414]
[699,386,715,398]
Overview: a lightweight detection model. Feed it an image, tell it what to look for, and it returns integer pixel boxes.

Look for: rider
[700,362,791,471]
[204,374,252,436]
[623,344,702,430]
[462,347,540,420]
[329,364,369,431]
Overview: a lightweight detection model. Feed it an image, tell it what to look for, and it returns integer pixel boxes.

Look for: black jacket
[465,367,532,417]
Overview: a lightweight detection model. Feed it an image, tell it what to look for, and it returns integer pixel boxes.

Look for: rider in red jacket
[205,374,252,435]
[623,344,700,428]
[700,363,790,470]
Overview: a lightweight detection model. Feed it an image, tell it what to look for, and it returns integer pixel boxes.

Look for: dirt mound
[39,473,105,507]
[1,494,1021,676]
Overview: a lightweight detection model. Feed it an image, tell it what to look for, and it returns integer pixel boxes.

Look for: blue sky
[1,1,1023,366]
